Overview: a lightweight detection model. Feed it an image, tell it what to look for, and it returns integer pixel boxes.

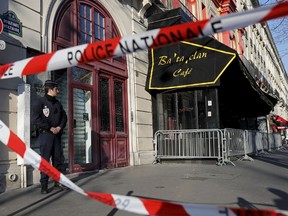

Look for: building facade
[0,0,287,192]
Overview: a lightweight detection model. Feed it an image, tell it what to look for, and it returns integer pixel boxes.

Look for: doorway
[52,1,129,172]
[70,87,93,172]
[98,73,129,169]
[68,67,95,172]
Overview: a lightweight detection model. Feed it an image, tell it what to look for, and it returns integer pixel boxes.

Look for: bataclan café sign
[146,37,237,94]
[0,11,22,37]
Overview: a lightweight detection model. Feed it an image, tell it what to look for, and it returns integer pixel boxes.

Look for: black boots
[54,181,65,190]
[41,184,48,194]
[41,182,66,194]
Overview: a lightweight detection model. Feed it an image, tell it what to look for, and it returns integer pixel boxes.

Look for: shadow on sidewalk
[0,171,98,206]
[236,187,288,211]
[254,148,288,170]
[1,169,114,216]
[237,197,258,209]
[268,188,288,210]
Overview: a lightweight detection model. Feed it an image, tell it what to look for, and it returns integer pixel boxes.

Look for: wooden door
[98,73,129,168]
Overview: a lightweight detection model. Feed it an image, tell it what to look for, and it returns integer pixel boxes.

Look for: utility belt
[38,128,53,134]
[39,128,63,135]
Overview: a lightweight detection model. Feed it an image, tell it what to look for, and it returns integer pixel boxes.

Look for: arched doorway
[52,1,129,172]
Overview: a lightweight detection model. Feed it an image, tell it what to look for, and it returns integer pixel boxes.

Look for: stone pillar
[17,84,31,188]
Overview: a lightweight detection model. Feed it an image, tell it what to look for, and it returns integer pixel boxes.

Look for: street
[0,146,287,216]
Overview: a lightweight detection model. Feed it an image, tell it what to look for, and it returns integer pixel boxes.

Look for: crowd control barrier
[223,129,282,164]
[154,128,283,166]
[153,129,226,165]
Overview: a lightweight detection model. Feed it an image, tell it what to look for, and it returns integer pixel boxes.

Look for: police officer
[32,80,67,194]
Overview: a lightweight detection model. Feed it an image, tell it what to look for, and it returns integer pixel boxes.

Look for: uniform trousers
[39,131,64,185]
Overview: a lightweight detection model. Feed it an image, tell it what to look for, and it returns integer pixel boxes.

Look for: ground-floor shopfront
[146,8,277,133]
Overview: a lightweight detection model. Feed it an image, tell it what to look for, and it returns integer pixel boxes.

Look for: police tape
[0,119,288,216]
[0,1,287,79]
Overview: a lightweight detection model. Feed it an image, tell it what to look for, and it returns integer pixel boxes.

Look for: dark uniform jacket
[32,94,67,133]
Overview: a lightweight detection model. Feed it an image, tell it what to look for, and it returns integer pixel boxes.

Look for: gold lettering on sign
[158,56,171,65]
[188,51,207,61]
[158,51,207,66]
[174,53,184,63]
[173,68,193,78]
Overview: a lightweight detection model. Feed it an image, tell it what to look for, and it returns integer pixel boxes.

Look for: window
[80,4,92,44]
[79,3,105,44]
[99,77,110,131]
[94,11,105,41]
[71,67,92,84]
[114,81,124,132]
[157,89,219,130]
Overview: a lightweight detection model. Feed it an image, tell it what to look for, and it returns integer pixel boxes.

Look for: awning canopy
[145,36,277,117]
[146,37,237,92]
[145,7,277,118]
[218,54,277,117]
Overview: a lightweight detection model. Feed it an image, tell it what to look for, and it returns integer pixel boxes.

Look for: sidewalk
[0,146,287,216]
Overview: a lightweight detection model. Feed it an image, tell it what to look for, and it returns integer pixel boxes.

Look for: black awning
[218,56,277,117]
[145,8,277,118]
[145,37,237,94]
[145,37,277,117]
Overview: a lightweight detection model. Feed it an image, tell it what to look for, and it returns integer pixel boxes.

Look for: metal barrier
[154,128,282,166]
[224,129,282,164]
[223,128,247,165]
[154,129,225,165]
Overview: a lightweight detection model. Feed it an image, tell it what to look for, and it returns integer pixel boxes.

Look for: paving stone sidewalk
[0,146,287,216]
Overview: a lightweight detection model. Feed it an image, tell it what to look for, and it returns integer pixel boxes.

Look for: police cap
[44,80,58,88]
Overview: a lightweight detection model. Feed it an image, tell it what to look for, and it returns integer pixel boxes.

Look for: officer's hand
[50,127,56,133]
[50,127,61,134]
[54,126,61,134]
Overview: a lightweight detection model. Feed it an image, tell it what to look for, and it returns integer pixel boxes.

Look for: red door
[68,67,96,172]
[98,73,129,168]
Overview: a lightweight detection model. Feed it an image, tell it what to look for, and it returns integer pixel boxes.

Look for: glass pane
[80,18,85,30]
[197,91,206,129]
[94,24,99,41]
[114,81,124,132]
[99,77,110,131]
[87,35,92,43]
[178,91,196,129]
[80,32,85,44]
[100,27,104,40]
[163,94,177,130]
[80,4,84,17]
[73,88,92,164]
[93,11,105,41]
[94,11,98,24]
[79,4,92,44]
[86,20,91,34]
[86,5,90,19]
[99,16,104,27]
[71,67,92,84]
